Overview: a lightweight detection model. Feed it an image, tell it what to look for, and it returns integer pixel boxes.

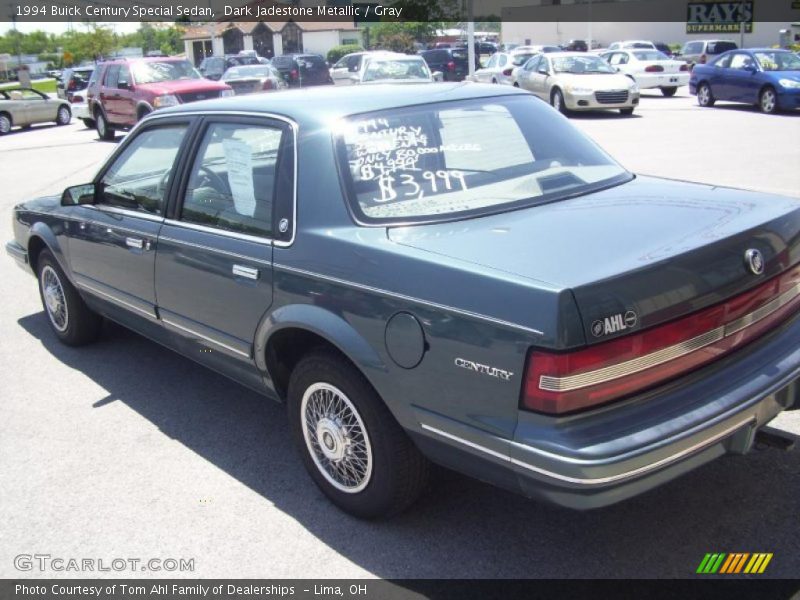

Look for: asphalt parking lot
[1,88,799,580]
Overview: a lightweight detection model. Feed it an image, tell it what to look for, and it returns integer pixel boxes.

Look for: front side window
[730,53,754,70]
[98,125,188,215]
[336,96,630,225]
[180,122,283,237]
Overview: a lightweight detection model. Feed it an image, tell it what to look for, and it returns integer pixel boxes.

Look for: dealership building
[497,0,799,49]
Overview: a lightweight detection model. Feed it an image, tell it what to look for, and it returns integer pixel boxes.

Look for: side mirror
[348,64,358,72]
[433,71,444,82]
[118,80,131,90]
[61,183,96,206]
[746,64,758,73]
[538,67,549,75]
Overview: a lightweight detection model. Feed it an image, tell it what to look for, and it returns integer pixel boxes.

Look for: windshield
[223,65,276,79]
[551,55,616,74]
[363,59,431,81]
[132,60,200,84]
[632,51,669,61]
[336,96,630,225]
[511,52,537,66]
[754,51,800,71]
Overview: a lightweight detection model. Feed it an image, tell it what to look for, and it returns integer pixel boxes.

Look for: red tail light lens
[262,79,273,90]
[68,80,76,91]
[290,69,299,80]
[645,65,664,72]
[523,264,800,415]
[680,63,689,71]
[447,61,456,71]
[699,54,707,63]
[502,68,513,76]
[69,95,84,103]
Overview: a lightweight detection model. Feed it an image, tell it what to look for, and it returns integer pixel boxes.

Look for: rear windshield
[297,56,326,70]
[708,41,737,54]
[335,96,630,225]
[363,59,431,81]
[632,51,669,61]
[511,52,537,66]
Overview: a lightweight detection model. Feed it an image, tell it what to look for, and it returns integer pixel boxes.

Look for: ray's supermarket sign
[687,1,754,33]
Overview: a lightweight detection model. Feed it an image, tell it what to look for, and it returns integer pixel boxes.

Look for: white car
[350,55,435,85]
[471,51,541,85]
[601,49,690,96]
[607,40,657,51]
[330,51,402,85]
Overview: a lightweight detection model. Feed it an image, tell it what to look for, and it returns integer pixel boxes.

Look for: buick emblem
[744,249,764,275]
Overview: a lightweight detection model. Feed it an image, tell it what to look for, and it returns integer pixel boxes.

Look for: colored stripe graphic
[698,553,773,574]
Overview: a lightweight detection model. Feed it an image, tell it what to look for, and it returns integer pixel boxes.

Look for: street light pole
[466,0,475,79]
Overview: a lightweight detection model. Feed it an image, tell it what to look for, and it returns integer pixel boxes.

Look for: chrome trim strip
[232,264,259,280]
[144,109,298,248]
[273,262,545,336]
[421,417,753,486]
[161,318,251,358]
[540,282,800,393]
[540,327,726,393]
[158,235,271,265]
[90,205,165,223]
[724,283,800,336]
[162,218,272,246]
[76,282,156,319]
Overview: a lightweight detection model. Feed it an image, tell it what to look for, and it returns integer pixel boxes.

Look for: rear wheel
[660,86,678,97]
[0,113,11,135]
[697,82,715,107]
[620,107,635,116]
[551,88,569,115]
[55,105,71,125]
[491,77,498,84]
[759,86,778,114]
[288,351,430,519]
[36,250,102,346]
[137,106,151,121]
[95,109,115,141]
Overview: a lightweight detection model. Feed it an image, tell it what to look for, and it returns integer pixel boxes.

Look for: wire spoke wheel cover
[301,382,373,493]
[41,265,68,332]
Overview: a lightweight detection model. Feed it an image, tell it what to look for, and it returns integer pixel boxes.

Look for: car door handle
[232,264,259,280]
[125,237,144,249]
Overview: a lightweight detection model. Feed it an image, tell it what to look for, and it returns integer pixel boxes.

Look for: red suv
[89,57,232,140]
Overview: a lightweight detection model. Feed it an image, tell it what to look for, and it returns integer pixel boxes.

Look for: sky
[0,21,145,35]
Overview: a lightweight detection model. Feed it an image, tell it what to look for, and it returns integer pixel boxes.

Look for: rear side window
[335,96,629,224]
[180,123,284,237]
[708,41,737,54]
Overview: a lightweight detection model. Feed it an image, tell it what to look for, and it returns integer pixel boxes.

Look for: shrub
[327,44,363,64]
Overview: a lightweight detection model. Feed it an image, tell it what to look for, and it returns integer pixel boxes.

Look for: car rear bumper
[71,102,90,120]
[635,72,690,89]
[413,311,800,509]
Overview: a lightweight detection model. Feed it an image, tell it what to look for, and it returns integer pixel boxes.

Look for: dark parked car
[654,42,675,58]
[271,54,332,87]
[563,39,589,52]
[690,48,800,114]
[6,84,800,518]
[198,54,262,81]
[90,57,232,140]
[420,48,471,81]
[56,66,94,103]
[679,39,738,69]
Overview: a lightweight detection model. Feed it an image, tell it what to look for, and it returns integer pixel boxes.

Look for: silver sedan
[0,88,71,134]
[471,51,540,85]
[515,52,640,116]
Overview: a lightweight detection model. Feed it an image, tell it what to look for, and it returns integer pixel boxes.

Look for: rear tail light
[70,95,84,103]
[699,54,707,64]
[502,68,513,76]
[680,63,689,71]
[262,79,273,90]
[523,264,800,414]
[290,69,299,80]
[644,65,664,72]
[447,61,456,71]
[67,80,76,91]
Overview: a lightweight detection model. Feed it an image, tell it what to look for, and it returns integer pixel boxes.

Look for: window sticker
[222,138,256,217]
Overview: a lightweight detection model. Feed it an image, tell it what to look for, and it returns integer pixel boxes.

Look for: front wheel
[37,250,102,346]
[697,82,715,107]
[660,86,678,97]
[759,87,778,114]
[288,351,430,519]
[551,88,569,115]
[81,118,95,129]
[0,113,11,135]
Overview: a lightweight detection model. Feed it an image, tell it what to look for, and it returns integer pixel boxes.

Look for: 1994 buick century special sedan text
[6,84,800,517]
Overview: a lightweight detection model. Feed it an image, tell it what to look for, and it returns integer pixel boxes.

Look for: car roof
[160,82,528,128]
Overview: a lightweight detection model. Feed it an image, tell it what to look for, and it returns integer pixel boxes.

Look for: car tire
[697,82,715,107]
[95,109,116,141]
[620,107,635,116]
[491,78,498,84]
[55,105,71,125]
[513,82,520,88]
[288,350,430,519]
[37,250,102,346]
[551,88,569,115]
[81,118,95,129]
[759,86,778,114]
[660,86,678,97]
[0,112,11,135]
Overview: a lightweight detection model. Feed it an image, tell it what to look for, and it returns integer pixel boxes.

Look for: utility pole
[466,0,475,79]
[12,15,23,74]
